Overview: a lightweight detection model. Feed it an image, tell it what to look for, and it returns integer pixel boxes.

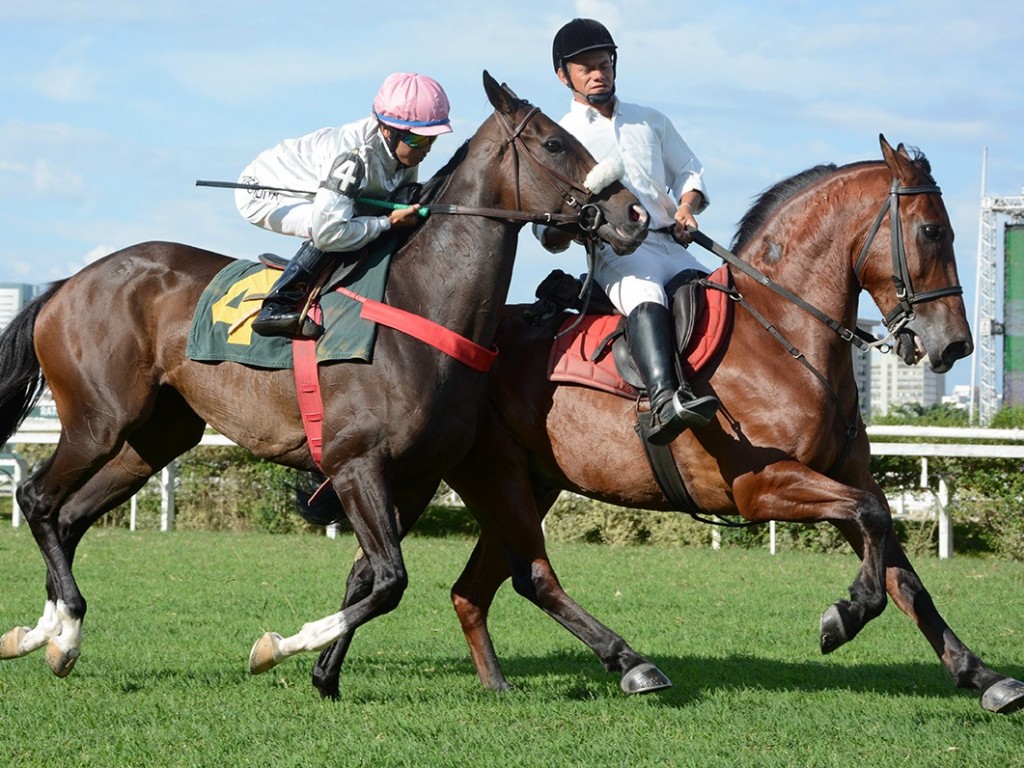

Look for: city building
[0,282,34,330]
[869,342,945,417]
[851,320,946,419]
[0,282,57,425]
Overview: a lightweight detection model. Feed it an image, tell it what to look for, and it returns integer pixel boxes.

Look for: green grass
[1,528,1024,767]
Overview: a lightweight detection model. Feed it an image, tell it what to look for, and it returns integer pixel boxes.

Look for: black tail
[294,470,346,527]
[0,281,64,444]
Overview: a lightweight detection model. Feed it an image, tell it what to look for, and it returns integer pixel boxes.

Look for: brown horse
[314,136,1024,712]
[0,72,648,692]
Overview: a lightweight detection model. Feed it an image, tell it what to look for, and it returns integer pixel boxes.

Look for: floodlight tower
[971,148,1024,424]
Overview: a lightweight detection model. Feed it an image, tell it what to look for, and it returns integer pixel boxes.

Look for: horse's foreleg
[311,478,438,699]
[250,459,410,677]
[870,531,1024,713]
[311,551,375,699]
[733,461,891,654]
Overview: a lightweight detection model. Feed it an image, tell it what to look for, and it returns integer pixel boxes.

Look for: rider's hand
[672,201,698,245]
[388,204,422,230]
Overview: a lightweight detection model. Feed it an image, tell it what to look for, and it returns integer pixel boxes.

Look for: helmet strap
[377,123,409,168]
[561,64,615,108]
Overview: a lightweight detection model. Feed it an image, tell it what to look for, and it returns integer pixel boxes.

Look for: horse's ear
[483,70,518,115]
[879,133,916,185]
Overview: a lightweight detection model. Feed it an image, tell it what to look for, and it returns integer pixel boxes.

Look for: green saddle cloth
[187,244,392,368]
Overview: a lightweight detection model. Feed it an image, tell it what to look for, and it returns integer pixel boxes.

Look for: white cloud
[26,61,100,103]
[31,160,84,198]
[83,245,115,265]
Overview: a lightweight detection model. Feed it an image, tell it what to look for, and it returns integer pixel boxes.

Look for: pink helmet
[372,72,452,136]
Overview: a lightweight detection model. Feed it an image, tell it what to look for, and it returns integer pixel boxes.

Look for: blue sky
[2,0,1022,391]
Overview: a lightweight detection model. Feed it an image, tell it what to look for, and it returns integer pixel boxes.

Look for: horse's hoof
[620,662,673,695]
[0,626,31,659]
[45,639,78,678]
[820,603,851,654]
[249,632,284,675]
[981,677,1024,714]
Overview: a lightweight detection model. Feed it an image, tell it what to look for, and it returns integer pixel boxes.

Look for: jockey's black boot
[625,302,720,445]
[252,242,332,339]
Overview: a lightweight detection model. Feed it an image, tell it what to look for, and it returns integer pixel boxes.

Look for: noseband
[853,179,963,339]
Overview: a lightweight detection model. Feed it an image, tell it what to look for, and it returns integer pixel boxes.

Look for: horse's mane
[730,148,932,252]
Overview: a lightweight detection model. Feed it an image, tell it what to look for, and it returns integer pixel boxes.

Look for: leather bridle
[853,179,963,342]
[424,103,608,234]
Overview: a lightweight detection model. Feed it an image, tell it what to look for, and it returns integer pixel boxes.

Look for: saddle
[542,265,734,522]
[546,265,733,399]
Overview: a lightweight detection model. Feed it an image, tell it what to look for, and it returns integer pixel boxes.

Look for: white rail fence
[4,424,1024,558]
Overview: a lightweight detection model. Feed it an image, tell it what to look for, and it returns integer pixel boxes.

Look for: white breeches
[594,232,705,316]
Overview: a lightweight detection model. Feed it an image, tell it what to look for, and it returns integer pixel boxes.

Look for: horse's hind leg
[3,451,154,672]
[451,498,670,695]
[449,531,518,692]
[446,437,670,695]
[3,389,204,674]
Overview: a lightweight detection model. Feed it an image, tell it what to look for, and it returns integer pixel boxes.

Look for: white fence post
[2,455,29,527]
[160,464,177,532]
[937,477,952,560]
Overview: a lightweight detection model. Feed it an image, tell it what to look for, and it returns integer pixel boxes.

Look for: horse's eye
[921,224,944,241]
[543,139,564,153]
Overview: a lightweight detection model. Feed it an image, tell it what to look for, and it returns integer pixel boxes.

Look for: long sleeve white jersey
[235,116,418,252]
[559,97,708,229]
[536,97,710,314]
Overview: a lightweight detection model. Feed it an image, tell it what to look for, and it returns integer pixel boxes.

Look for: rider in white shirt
[538,18,719,445]
[236,72,452,339]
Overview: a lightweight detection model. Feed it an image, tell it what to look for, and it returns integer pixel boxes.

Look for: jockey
[537,18,720,445]
[236,72,452,339]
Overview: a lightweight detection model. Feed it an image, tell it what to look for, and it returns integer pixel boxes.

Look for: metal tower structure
[971,149,1024,424]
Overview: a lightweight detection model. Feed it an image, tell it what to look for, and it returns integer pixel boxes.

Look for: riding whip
[195,179,430,217]
[195,179,582,226]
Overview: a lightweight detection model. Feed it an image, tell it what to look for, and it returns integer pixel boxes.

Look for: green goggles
[400,132,436,149]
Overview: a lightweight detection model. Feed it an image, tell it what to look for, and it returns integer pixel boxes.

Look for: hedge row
[6,420,1024,560]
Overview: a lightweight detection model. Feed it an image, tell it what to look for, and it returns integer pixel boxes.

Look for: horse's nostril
[942,340,973,367]
[629,205,648,224]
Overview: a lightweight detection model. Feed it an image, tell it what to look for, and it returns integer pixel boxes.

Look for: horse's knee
[857,494,893,537]
[373,566,408,614]
[510,560,560,608]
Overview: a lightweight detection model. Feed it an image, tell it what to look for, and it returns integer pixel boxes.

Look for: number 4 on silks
[321,152,365,198]
[210,270,279,346]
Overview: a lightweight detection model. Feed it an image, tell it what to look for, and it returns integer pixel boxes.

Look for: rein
[689,177,961,352]
[687,176,963,471]
[196,103,612,233]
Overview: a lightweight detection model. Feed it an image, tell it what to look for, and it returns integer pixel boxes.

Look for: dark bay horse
[0,72,648,691]
[313,136,1024,712]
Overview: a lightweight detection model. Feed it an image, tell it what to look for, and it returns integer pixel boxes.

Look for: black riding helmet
[552,18,617,105]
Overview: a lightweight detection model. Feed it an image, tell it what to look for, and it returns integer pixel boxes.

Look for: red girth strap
[292,304,325,468]
[336,286,498,372]
[292,291,499,469]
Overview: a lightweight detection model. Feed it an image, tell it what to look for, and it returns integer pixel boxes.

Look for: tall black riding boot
[252,242,332,339]
[625,302,720,445]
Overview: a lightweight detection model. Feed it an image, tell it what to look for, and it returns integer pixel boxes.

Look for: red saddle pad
[548,266,732,399]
